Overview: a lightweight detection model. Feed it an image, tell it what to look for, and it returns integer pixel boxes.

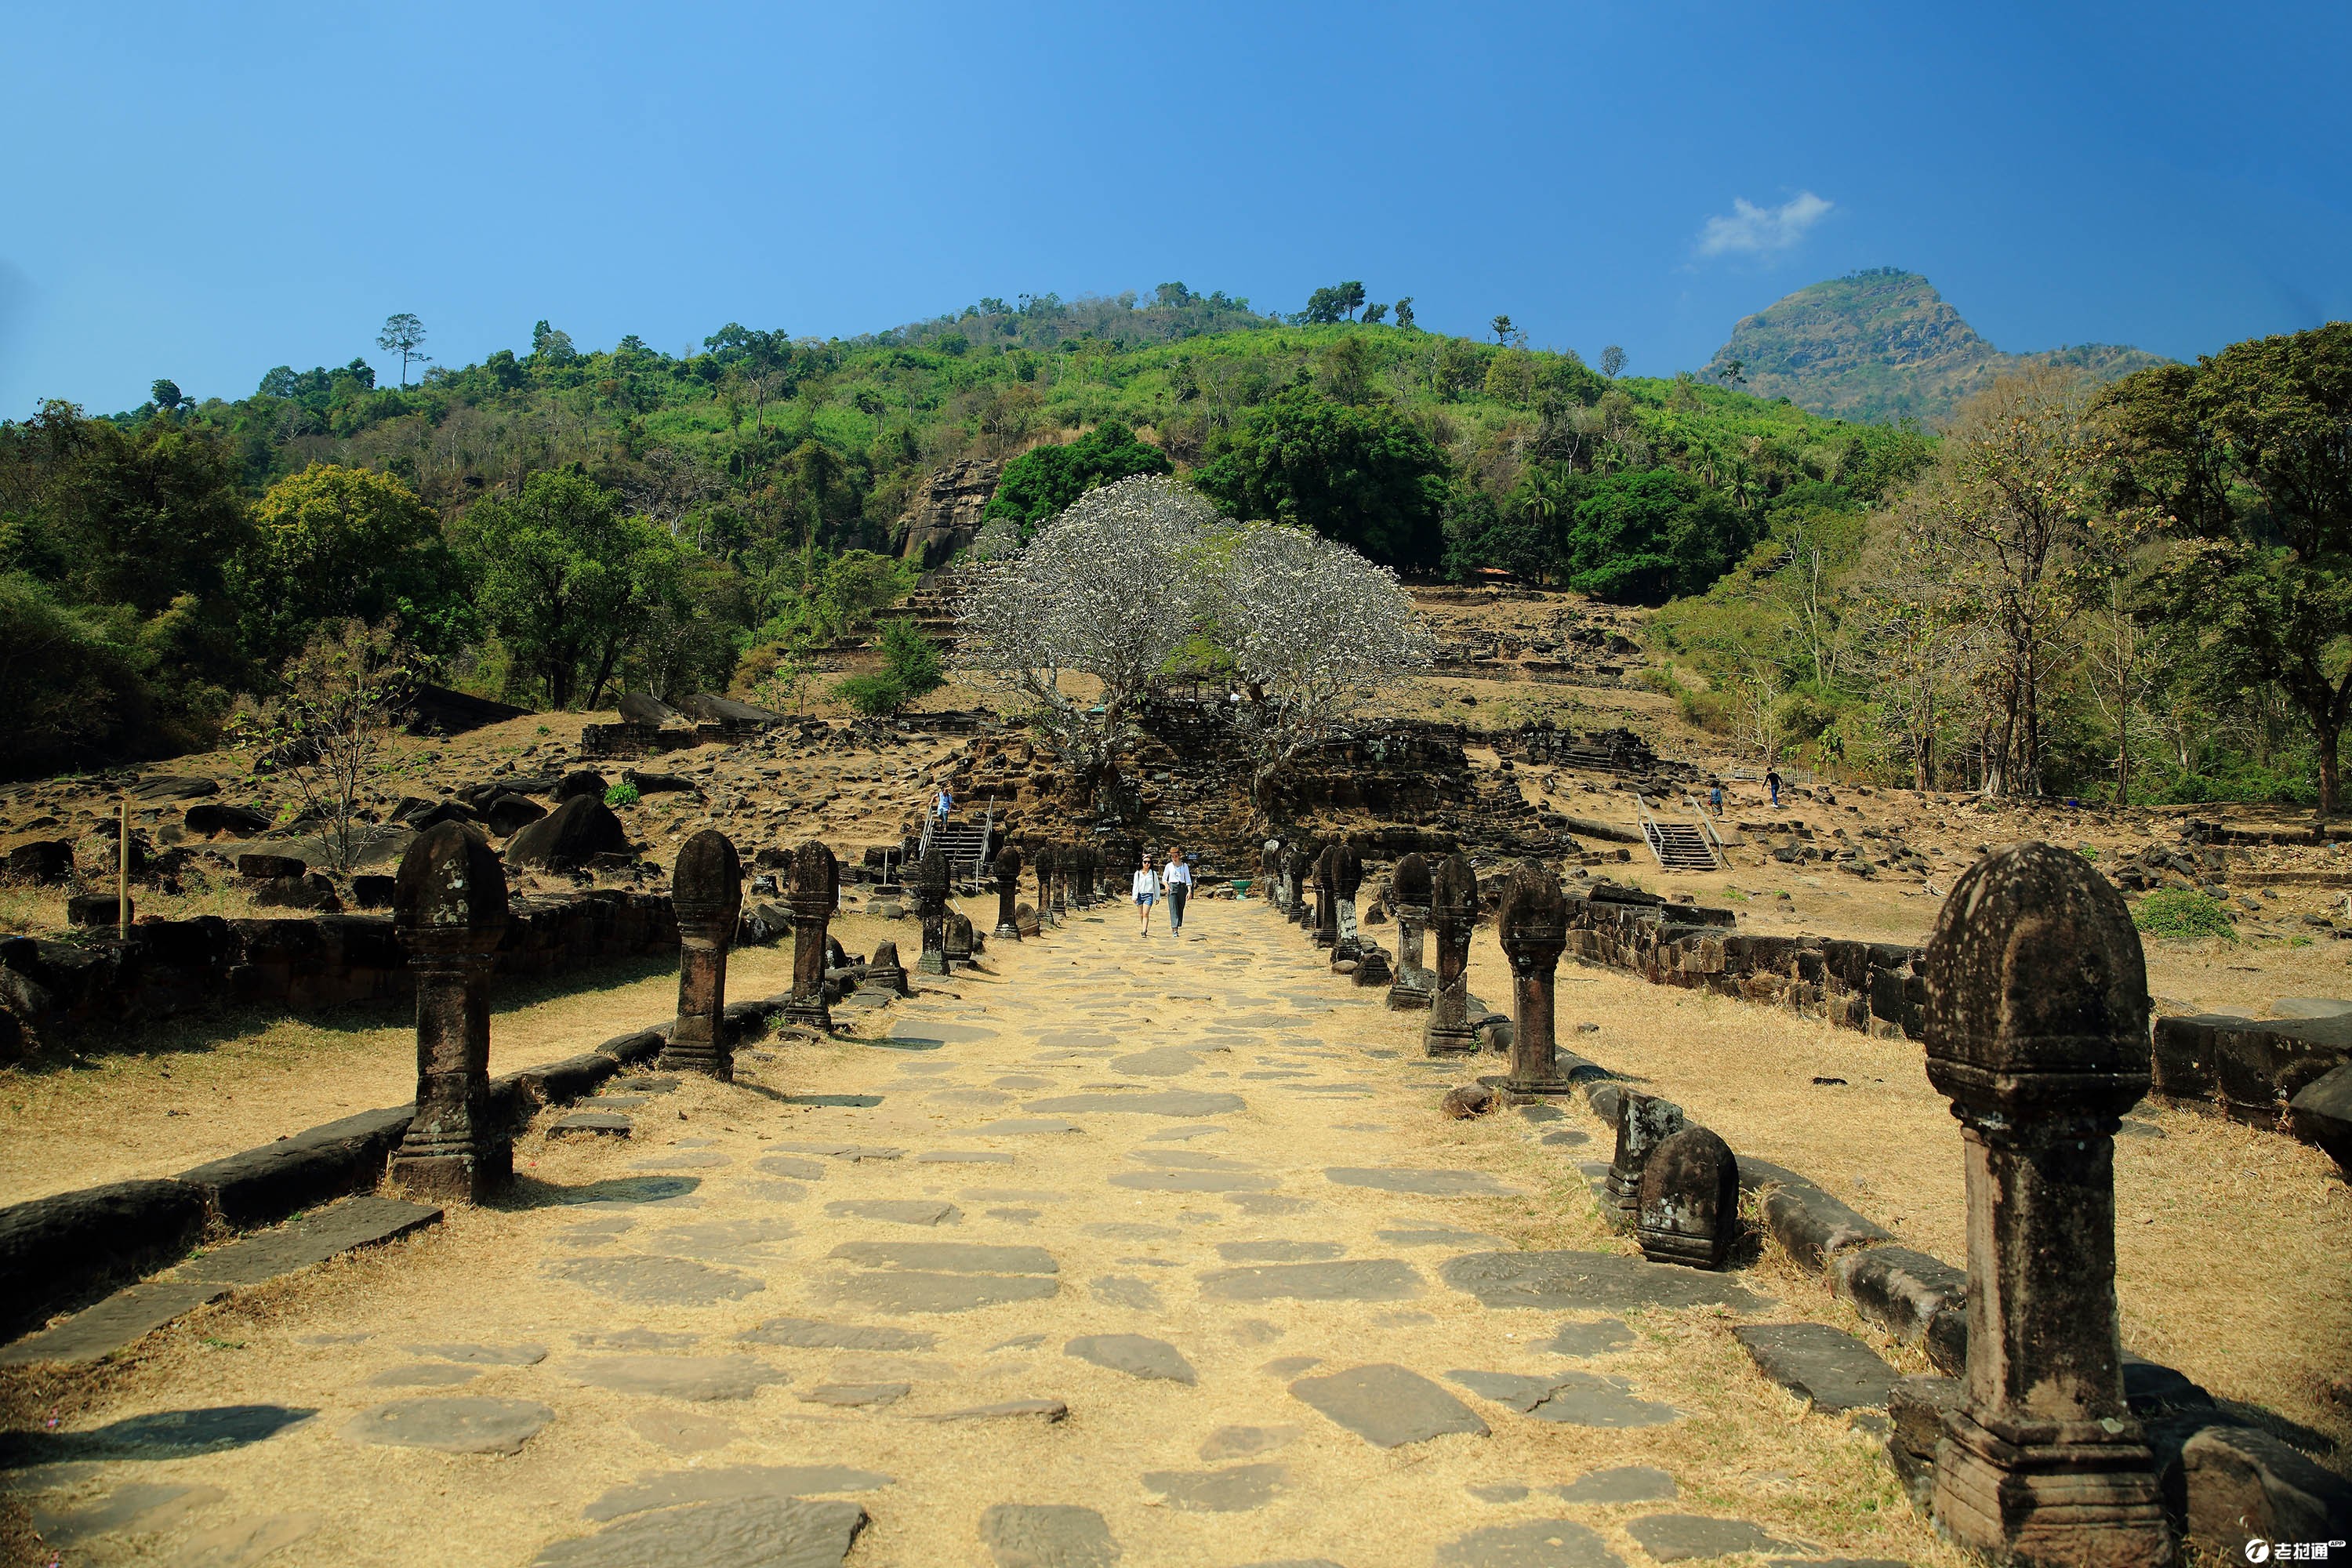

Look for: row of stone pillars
[385,821,844,1203]
[1265,839,2177,1565]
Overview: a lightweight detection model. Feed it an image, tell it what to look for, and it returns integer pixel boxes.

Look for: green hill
[3,288,1933,771]
[1705,267,2168,425]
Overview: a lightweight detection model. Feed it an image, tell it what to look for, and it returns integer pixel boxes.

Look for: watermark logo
[2248,1541,2347,1563]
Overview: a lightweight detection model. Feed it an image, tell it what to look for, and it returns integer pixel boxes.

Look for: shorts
[1134,893,1156,907]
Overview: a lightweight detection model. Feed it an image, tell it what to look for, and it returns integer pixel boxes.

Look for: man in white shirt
[1162,845,1194,935]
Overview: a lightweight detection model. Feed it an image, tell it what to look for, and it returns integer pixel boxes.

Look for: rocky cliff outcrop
[896,459,1002,572]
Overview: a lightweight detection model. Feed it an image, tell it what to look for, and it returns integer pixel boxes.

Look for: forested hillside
[1,286,1924,776]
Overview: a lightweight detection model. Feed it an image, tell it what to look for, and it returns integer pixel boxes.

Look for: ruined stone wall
[2150,1011,2350,1131]
[1564,891,1929,1040]
[0,890,677,1049]
[896,458,1002,572]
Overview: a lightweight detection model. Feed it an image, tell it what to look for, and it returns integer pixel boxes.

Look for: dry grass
[1472,941,2352,1450]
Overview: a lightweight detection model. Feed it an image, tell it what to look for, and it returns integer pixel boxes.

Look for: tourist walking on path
[1131,852,1161,936]
[1163,844,1194,935]
[933,786,953,821]
[1766,768,1781,808]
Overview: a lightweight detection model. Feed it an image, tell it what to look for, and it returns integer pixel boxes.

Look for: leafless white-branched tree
[955,475,1219,787]
[1212,522,1434,805]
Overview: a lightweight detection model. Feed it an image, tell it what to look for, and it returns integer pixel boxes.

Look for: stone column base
[1487,1073,1576,1103]
[994,921,1021,939]
[783,997,833,1033]
[390,1140,510,1204]
[1424,1024,1479,1056]
[1386,981,1433,1011]
[659,1039,731,1081]
[916,953,949,975]
[1933,1408,2176,1568]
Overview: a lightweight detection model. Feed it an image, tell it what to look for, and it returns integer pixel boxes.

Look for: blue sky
[3,1,2346,416]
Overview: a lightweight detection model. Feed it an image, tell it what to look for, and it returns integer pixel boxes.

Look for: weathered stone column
[390,822,511,1203]
[1331,844,1364,964]
[1073,847,1094,908]
[1294,848,1319,931]
[944,910,975,967]
[1423,852,1479,1055]
[1924,842,2176,1568]
[1312,845,1339,949]
[1605,1091,1685,1232]
[783,837,837,1033]
[1497,858,1573,1098]
[662,829,742,1080]
[993,845,1023,939]
[1051,849,1072,920]
[1033,846,1056,928]
[1261,840,1283,909]
[1387,851,1435,1011]
[915,846,950,975]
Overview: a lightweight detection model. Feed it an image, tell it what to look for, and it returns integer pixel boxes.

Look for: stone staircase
[1640,806,1719,872]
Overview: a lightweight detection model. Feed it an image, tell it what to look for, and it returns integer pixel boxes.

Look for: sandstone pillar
[945,909,975,967]
[1924,843,2176,1568]
[1293,848,1316,931]
[916,846,950,975]
[1387,851,1435,1011]
[390,822,511,1203]
[1496,858,1573,1097]
[1331,844,1364,964]
[1423,852,1479,1055]
[1312,845,1339,949]
[662,829,742,1080]
[1261,840,1283,909]
[1605,1091,1686,1232]
[784,838,837,1033]
[993,845,1023,939]
[1033,846,1056,928]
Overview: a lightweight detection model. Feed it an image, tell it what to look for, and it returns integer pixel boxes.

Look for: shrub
[604,781,641,808]
[2131,888,2236,942]
[830,673,906,717]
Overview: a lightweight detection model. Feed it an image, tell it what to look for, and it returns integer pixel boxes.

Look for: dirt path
[2,901,1969,1568]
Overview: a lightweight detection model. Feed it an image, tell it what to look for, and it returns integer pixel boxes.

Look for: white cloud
[1697,191,1834,257]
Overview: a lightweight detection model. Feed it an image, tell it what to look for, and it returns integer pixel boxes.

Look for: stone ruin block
[1635,1123,1739,1270]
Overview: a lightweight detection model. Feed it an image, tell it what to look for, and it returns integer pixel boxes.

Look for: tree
[829,615,947,716]
[239,463,469,661]
[1393,297,1417,331]
[150,379,183,412]
[1490,314,1515,345]
[1303,281,1367,324]
[376,313,427,388]
[1560,469,1758,604]
[2112,324,2352,816]
[1933,370,2108,796]
[1360,303,1388,325]
[230,619,414,873]
[530,319,577,364]
[454,470,678,709]
[1718,358,1746,389]
[1192,386,1449,572]
[1600,345,1626,379]
[1317,336,1376,405]
[980,422,1172,534]
[1210,522,1433,806]
[956,475,1218,795]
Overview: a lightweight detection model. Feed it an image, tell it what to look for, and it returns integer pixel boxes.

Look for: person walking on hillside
[1131,851,1162,936]
[1163,844,1194,936]
[933,785,953,822]
[1708,779,1724,817]
[1766,768,1782,808]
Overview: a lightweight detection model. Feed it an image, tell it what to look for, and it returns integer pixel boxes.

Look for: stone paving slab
[1441,1250,1767,1312]
[1288,1363,1489,1447]
[1199,1259,1425,1301]
[580,1465,892,1521]
[1733,1322,1900,1414]
[532,1495,867,1567]
[0,1280,234,1367]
